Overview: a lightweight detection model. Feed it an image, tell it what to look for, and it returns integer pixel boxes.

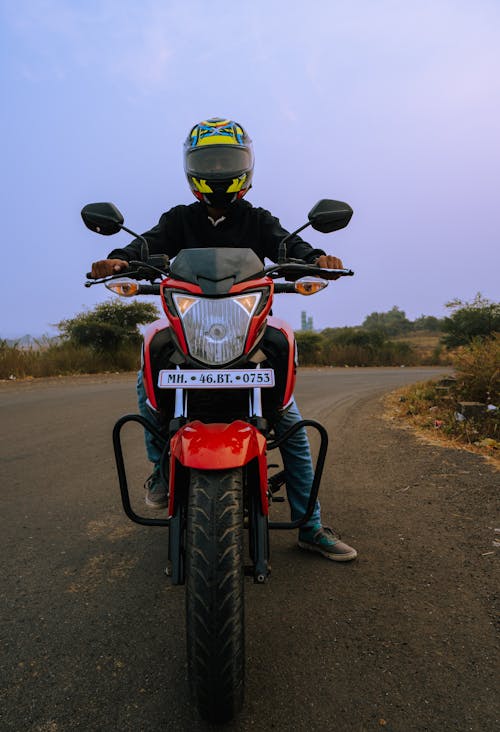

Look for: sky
[1,0,499,338]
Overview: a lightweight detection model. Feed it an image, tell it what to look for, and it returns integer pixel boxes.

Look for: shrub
[58,299,159,353]
[394,335,500,452]
[413,315,445,332]
[321,328,416,366]
[453,334,500,404]
[295,331,325,365]
[442,293,500,348]
[362,306,413,336]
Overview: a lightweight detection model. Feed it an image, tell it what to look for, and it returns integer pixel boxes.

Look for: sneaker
[144,466,168,510]
[298,525,357,562]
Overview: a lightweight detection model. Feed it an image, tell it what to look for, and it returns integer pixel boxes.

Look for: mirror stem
[277,221,311,264]
[120,224,150,262]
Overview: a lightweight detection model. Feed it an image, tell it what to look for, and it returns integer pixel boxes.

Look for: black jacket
[107,200,325,264]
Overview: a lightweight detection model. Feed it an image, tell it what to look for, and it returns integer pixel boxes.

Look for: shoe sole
[297,541,357,562]
[144,496,169,510]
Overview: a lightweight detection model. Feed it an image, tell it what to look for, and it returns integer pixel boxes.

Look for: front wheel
[186,468,245,723]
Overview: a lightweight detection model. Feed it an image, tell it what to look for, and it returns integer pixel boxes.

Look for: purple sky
[1,0,499,338]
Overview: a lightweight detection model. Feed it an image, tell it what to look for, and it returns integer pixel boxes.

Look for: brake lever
[84,269,143,288]
[85,257,170,287]
[320,267,355,279]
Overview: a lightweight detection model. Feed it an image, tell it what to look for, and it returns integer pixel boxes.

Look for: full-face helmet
[183,117,254,207]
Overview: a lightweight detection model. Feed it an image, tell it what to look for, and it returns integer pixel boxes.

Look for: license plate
[158,368,275,389]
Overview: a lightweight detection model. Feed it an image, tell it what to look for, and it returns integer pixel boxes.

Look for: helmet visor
[185,146,253,179]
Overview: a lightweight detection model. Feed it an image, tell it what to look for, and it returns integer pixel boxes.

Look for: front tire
[186,468,245,723]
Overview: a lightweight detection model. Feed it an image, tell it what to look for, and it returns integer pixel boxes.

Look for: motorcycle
[82,199,353,723]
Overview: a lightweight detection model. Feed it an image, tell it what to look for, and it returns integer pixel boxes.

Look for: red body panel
[159,279,195,354]
[267,315,297,407]
[168,421,269,515]
[142,318,171,410]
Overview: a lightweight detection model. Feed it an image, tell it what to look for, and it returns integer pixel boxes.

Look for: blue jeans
[136,371,321,528]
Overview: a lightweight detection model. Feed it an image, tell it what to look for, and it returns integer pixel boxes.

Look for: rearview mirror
[81,202,124,235]
[308,199,353,233]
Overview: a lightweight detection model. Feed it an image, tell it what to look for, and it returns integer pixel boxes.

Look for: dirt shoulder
[384,385,500,470]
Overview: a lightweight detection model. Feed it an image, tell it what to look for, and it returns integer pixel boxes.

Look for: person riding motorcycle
[90,117,357,561]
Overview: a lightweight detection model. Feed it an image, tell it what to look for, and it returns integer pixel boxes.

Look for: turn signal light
[294,277,328,296]
[173,295,199,316]
[105,280,140,297]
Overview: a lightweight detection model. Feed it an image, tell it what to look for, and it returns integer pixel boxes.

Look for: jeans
[136,371,321,528]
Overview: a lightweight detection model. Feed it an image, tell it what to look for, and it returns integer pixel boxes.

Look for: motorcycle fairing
[266,316,297,407]
[142,318,174,410]
[169,420,268,515]
[142,319,296,420]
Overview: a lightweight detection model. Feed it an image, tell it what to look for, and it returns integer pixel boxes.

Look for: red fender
[168,421,268,515]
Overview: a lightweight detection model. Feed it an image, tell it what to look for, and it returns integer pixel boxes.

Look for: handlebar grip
[321,268,355,280]
[274,283,297,293]
[138,284,161,295]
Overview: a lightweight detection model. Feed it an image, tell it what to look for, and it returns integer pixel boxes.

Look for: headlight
[172,292,261,365]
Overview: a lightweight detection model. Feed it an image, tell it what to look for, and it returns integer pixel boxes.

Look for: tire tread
[186,468,244,723]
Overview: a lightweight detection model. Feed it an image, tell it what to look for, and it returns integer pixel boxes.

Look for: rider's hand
[315,254,343,269]
[314,254,343,279]
[90,259,129,278]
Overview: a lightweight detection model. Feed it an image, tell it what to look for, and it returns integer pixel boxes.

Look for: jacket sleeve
[258,208,325,263]
[107,208,181,261]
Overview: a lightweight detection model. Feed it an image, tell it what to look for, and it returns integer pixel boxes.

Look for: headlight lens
[172,292,261,365]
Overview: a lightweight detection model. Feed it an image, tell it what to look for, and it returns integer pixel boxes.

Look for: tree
[441,293,500,348]
[413,315,445,332]
[323,327,386,349]
[58,299,160,352]
[295,331,324,365]
[362,306,412,336]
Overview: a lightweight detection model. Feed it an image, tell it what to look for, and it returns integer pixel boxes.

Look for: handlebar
[265,263,354,280]
[313,267,354,279]
[85,262,354,290]
[84,259,169,288]
[137,284,161,295]
[273,283,296,294]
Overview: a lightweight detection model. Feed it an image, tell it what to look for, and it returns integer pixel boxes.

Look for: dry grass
[385,388,499,467]
[386,377,498,468]
[322,341,419,367]
[393,331,450,365]
[385,335,499,465]
[0,341,140,379]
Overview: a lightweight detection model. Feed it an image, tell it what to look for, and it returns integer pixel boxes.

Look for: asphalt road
[1,368,498,731]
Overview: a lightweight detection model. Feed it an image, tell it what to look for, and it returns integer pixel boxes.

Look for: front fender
[171,420,267,469]
[169,420,268,514]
